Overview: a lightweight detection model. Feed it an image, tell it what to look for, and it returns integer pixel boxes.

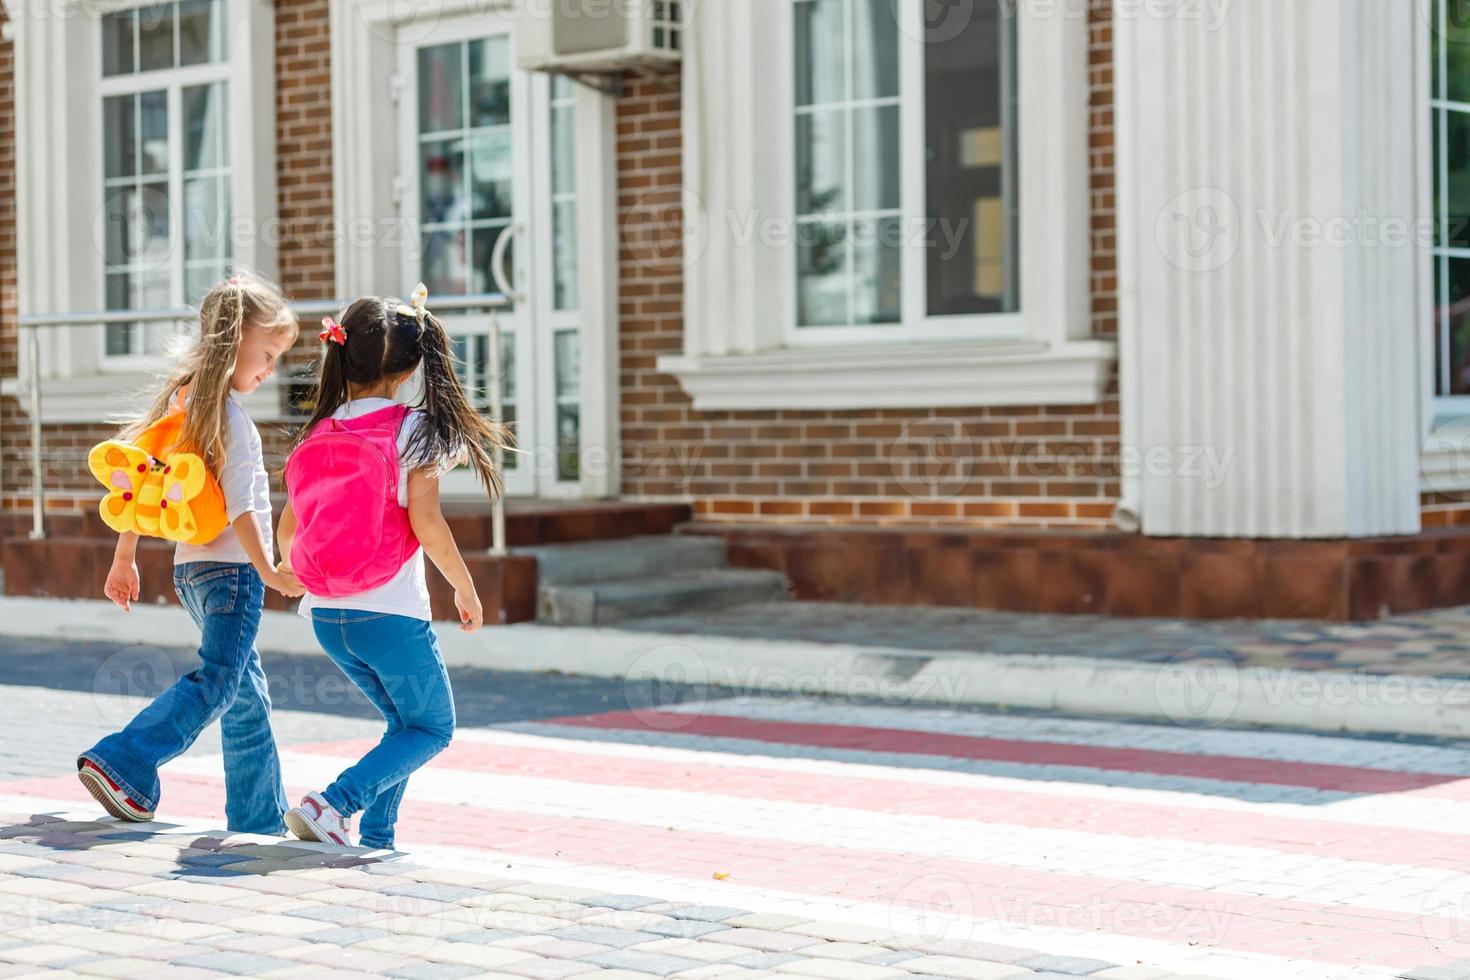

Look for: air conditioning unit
[516,0,683,73]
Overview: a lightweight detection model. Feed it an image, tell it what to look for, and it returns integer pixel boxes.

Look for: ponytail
[409,311,510,497]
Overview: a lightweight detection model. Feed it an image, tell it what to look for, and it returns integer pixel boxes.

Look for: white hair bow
[397,282,430,320]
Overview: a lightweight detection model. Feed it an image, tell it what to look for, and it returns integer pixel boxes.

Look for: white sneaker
[284,791,354,847]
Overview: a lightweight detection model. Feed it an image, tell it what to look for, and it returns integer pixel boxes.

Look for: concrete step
[538,568,791,625]
[518,535,728,586]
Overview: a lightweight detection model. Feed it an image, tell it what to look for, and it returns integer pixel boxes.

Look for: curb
[4,596,1470,738]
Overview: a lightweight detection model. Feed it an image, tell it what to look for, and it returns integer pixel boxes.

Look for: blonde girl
[78,273,305,834]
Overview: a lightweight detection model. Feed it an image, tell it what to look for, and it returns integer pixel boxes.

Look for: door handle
[491,223,526,304]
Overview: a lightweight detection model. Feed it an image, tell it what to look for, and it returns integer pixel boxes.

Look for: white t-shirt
[175,392,273,567]
[296,398,433,622]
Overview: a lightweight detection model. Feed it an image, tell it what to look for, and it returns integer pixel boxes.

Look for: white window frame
[784,0,1019,345]
[9,0,278,414]
[99,58,233,371]
[661,0,1112,411]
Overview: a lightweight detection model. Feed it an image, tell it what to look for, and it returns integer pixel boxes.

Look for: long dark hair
[295,296,510,496]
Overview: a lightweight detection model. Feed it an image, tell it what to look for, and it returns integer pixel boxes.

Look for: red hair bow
[319,317,347,346]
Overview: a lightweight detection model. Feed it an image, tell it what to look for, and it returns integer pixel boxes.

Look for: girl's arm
[104,532,141,612]
[407,468,484,632]
[234,511,303,598]
[275,499,297,571]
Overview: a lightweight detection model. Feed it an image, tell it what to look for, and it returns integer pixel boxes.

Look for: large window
[101,0,230,359]
[417,36,515,298]
[792,0,1017,334]
[1434,0,1470,400]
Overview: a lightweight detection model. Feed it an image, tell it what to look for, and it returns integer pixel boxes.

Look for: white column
[1115,0,1425,538]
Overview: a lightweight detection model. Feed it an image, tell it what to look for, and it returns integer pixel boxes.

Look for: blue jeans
[311,610,455,850]
[80,562,288,836]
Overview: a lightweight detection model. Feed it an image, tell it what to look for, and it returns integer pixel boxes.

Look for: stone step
[538,568,791,625]
[518,535,729,586]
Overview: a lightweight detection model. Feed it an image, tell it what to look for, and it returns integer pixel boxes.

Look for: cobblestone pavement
[1,635,1470,979]
[617,602,1470,679]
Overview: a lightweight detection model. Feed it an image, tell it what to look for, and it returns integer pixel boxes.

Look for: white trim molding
[663,0,1108,411]
[661,339,1115,413]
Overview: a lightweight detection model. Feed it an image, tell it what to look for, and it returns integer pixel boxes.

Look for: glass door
[402,14,587,499]
[402,16,535,497]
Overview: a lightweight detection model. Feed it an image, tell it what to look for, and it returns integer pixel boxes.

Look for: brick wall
[0,2,332,512]
[616,2,1123,531]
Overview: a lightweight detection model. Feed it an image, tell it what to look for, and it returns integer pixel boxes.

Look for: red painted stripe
[1,769,1462,970]
[295,735,1470,871]
[543,710,1470,796]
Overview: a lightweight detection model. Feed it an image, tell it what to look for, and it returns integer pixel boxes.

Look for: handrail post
[26,325,44,540]
[488,310,507,557]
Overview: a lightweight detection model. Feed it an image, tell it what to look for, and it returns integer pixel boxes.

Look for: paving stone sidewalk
[0,811,1217,980]
[617,602,1470,680]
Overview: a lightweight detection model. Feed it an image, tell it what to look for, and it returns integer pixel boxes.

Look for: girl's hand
[104,557,141,613]
[454,589,483,633]
[264,566,305,598]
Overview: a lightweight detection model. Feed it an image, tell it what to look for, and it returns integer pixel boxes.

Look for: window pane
[138,182,172,270]
[184,83,227,172]
[554,330,580,482]
[104,95,136,179]
[469,129,513,220]
[797,221,849,326]
[472,224,512,296]
[1446,0,1470,105]
[139,90,169,177]
[853,105,899,212]
[102,10,136,77]
[185,176,230,261]
[1447,110,1470,250]
[468,37,511,127]
[794,0,844,107]
[499,332,518,470]
[137,2,176,71]
[926,1,1016,315]
[852,217,901,324]
[178,0,226,65]
[796,110,847,214]
[422,229,467,296]
[419,43,463,133]
[185,263,226,304]
[852,0,898,100]
[551,105,575,196]
[553,200,578,311]
[1449,259,1470,396]
[420,138,466,225]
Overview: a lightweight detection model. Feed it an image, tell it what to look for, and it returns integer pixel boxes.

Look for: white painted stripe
[487,722,1470,834]
[155,750,1468,919]
[670,696,1470,776]
[0,792,1381,980]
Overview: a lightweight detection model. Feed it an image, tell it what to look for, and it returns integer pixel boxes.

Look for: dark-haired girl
[276,283,510,849]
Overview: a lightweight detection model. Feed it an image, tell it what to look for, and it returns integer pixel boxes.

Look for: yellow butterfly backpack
[86,405,229,545]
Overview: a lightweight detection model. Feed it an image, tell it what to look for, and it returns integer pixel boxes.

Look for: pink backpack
[285,403,420,598]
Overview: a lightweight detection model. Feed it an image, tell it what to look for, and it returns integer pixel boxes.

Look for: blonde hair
[121,273,298,470]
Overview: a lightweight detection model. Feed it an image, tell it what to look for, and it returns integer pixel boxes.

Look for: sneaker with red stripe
[76,759,154,822]
[284,791,354,847]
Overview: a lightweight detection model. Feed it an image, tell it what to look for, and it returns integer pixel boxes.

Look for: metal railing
[9,294,512,556]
